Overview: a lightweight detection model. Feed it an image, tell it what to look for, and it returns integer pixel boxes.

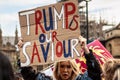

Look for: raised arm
[78,36,102,80]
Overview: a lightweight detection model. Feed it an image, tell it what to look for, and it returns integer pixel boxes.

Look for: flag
[88,39,113,64]
[75,39,113,73]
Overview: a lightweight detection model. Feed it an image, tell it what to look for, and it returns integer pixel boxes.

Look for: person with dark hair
[20,66,37,80]
[0,52,15,80]
[20,66,53,80]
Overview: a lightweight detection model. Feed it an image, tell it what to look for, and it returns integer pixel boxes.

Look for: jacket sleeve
[84,50,102,80]
[36,72,52,80]
[20,66,37,80]
[20,66,52,80]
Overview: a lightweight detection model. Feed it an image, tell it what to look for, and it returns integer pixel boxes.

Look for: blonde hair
[103,59,120,80]
[112,66,120,80]
[53,60,79,80]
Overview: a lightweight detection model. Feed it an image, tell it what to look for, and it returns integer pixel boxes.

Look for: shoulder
[75,71,92,80]
[36,72,52,80]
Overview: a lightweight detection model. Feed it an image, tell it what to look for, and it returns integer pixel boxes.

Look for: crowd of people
[0,36,120,80]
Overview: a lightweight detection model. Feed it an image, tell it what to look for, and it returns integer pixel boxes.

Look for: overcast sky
[0,0,120,37]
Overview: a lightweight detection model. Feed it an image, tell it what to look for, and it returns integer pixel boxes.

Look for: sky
[0,0,120,37]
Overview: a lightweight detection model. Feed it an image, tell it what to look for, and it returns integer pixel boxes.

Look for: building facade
[105,24,120,58]
[0,27,19,71]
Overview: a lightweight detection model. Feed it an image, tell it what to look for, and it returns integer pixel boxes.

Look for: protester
[0,52,15,80]
[53,36,102,80]
[20,66,53,80]
[102,59,120,80]
[17,36,102,80]
[20,66,36,80]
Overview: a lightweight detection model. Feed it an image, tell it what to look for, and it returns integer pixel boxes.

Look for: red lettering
[35,10,45,34]
[69,15,79,31]
[56,41,63,57]
[52,31,59,42]
[31,42,41,63]
[64,2,76,29]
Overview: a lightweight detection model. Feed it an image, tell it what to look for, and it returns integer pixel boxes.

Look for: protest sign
[19,0,81,66]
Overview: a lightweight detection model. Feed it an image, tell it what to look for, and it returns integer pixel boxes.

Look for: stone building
[105,23,120,58]
[0,27,19,71]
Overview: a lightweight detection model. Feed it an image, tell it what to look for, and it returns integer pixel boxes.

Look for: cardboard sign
[19,0,81,66]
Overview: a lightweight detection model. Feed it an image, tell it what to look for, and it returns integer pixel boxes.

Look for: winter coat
[75,50,102,80]
[75,71,92,80]
[84,50,102,80]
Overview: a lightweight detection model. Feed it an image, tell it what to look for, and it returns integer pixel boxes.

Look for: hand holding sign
[17,38,23,48]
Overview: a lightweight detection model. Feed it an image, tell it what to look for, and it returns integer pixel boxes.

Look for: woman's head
[102,59,120,80]
[53,60,79,80]
[0,52,15,80]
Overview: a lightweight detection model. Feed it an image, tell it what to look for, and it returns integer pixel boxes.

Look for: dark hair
[21,66,53,80]
[0,52,15,80]
[21,66,37,80]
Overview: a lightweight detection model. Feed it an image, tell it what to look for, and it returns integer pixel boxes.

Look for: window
[108,43,112,55]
